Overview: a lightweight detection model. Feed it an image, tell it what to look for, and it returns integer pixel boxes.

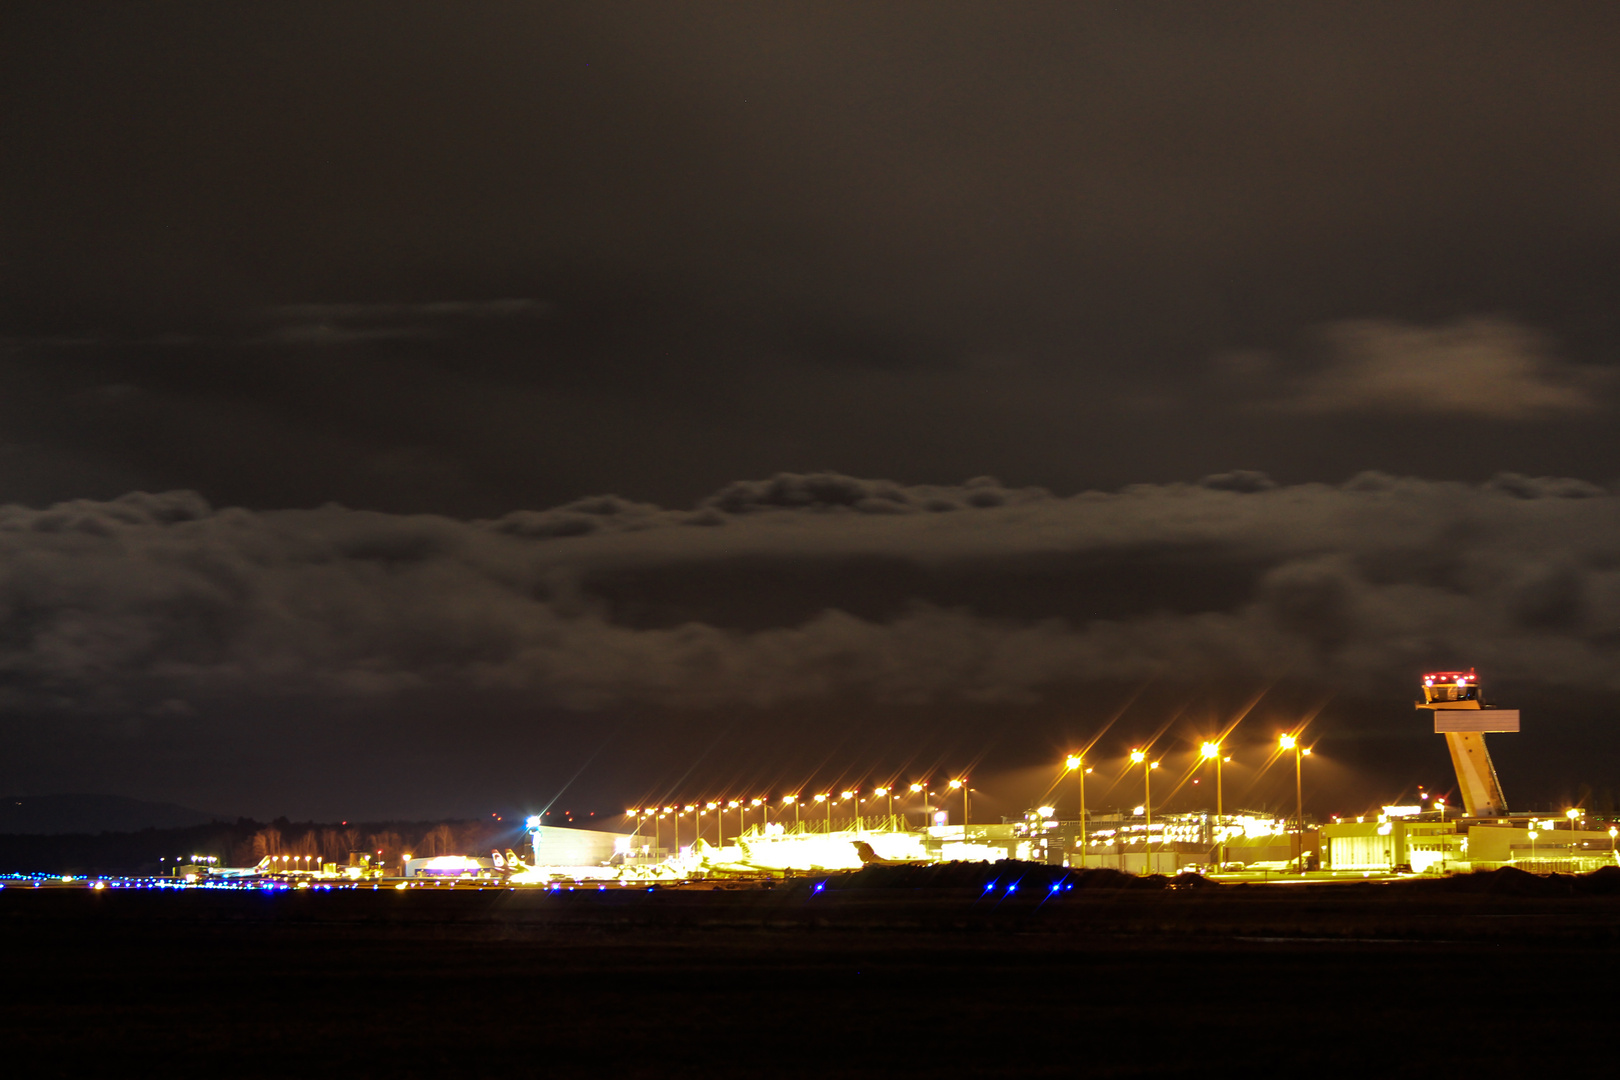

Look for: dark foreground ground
[4,870,1620,1077]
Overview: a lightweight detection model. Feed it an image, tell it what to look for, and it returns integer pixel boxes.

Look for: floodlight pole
[1065,756,1090,870]
[1294,745,1304,874]
[1144,761,1152,875]
[911,783,928,832]
[1079,765,1088,869]
[1200,743,1227,869]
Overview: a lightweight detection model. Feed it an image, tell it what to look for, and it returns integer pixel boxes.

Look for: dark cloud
[4,473,1619,725]
[5,6,1620,518]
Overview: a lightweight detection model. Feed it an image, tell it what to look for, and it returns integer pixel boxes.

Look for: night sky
[4,4,1619,822]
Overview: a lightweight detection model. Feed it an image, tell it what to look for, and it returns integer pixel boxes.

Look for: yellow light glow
[1279,733,1297,751]
[948,779,962,790]
[814,793,828,802]
[1129,749,1145,764]
[873,787,888,796]
[1200,742,1219,760]
[751,798,764,807]
[1065,754,1083,771]
[1566,809,1580,820]
[782,794,796,804]
[706,802,718,810]
[910,783,924,793]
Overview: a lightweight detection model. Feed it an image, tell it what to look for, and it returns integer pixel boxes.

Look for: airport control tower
[1415,670,1519,818]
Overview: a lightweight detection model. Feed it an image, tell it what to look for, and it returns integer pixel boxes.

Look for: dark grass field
[4,874,1619,1077]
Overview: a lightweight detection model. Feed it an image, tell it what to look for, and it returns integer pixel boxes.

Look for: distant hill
[0,794,222,835]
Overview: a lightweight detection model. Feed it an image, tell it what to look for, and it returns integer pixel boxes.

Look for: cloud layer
[3,472,1619,723]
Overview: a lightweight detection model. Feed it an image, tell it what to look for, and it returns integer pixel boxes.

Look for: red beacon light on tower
[1420,669,1479,704]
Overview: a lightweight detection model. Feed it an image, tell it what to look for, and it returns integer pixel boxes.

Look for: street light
[750,797,765,834]
[1529,829,1539,863]
[726,800,740,846]
[783,794,799,830]
[816,792,830,832]
[874,786,892,829]
[949,778,969,834]
[910,782,927,831]
[1064,755,1093,869]
[1566,808,1582,831]
[1609,825,1617,857]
